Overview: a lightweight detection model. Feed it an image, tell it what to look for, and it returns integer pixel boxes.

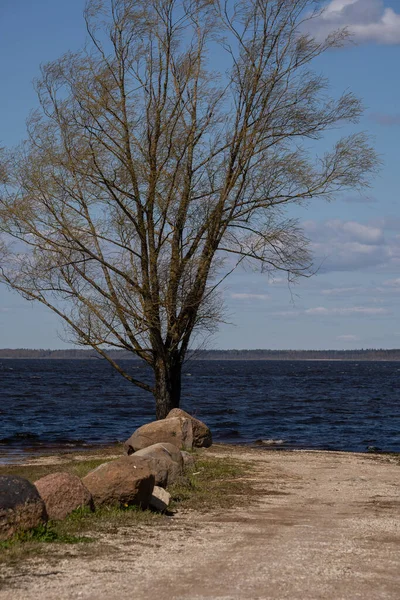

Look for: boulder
[181,451,196,469]
[134,456,169,489]
[133,443,184,487]
[0,475,47,541]
[149,486,171,512]
[82,456,155,509]
[34,472,93,521]
[124,417,193,453]
[135,442,183,465]
[166,409,212,448]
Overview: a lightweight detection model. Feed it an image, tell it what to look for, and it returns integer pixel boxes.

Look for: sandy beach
[1,445,399,600]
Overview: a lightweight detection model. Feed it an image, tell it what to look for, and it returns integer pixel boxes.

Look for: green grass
[54,503,161,537]
[0,523,92,550]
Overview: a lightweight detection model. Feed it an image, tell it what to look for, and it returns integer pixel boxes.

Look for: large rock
[134,456,169,488]
[0,475,47,541]
[166,409,212,448]
[82,456,154,509]
[124,417,193,453]
[133,443,184,487]
[34,472,93,521]
[149,486,171,512]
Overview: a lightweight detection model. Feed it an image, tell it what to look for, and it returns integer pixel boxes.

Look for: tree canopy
[0,0,378,417]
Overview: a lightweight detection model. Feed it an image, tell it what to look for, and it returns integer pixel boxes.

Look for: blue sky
[0,0,399,350]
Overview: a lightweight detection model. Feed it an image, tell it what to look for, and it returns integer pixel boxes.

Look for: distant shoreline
[1,349,400,361]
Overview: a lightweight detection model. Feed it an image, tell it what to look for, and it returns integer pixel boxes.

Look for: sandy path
[1,448,399,599]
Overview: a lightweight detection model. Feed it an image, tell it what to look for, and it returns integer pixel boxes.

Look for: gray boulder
[149,486,171,512]
[133,442,184,487]
[0,475,47,541]
[133,456,169,488]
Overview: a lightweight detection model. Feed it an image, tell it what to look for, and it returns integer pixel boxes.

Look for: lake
[1,359,400,460]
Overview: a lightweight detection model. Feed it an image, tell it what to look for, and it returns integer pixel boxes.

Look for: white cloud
[302,218,400,273]
[383,278,400,287]
[341,221,383,244]
[305,306,390,315]
[336,334,360,341]
[231,293,270,300]
[304,219,384,244]
[308,0,400,45]
[268,277,287,286]
[274,305,390,317]
[321,286,361,295]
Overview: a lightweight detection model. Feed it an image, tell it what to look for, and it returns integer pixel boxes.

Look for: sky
[0,0,399,350]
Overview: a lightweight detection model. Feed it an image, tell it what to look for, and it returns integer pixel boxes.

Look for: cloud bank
[303,218,400,273]
[308,0,400,45]
[274,306,390,317]
[231,293,270,300]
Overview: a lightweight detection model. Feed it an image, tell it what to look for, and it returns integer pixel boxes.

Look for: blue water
[1,359,400,459]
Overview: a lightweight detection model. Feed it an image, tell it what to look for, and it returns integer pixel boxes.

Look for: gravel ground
[1,447,399,600]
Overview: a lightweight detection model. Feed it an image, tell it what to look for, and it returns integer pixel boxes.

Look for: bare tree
[0,0,378,418]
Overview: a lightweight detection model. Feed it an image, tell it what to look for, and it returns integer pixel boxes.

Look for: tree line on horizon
[1,348,400,361]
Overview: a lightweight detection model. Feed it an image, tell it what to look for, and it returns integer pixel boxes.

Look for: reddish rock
[124,417,193,453]
[133,443,184,487]
[0,475,47,541]
[166,409,212,448]
[82,456,154,509]
[35,472,93,521]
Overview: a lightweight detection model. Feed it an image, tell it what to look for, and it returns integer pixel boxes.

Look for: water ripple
[0,359,399,458]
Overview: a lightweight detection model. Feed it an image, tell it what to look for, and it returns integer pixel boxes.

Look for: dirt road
[1,447,400,599]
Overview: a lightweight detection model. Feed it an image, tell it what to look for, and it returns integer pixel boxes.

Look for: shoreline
[1,442,398,469]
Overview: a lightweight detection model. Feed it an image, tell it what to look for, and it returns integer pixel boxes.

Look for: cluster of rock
[0,408,211,541]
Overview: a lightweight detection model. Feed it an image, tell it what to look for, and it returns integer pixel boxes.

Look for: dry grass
[0,444,125,482]
[0,458,112,482]
[169,456,256,511]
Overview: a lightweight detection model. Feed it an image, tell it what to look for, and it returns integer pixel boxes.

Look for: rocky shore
[0,409,211,541]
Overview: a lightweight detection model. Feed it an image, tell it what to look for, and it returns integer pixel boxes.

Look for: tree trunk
[153,357,182,419]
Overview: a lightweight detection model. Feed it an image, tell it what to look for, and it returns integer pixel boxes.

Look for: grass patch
[169,456,256,511]
[0,523,92,550]
[0,522,93,566]
[54,503,161,538]
[0,504,161,565]
[0,444,125,481]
